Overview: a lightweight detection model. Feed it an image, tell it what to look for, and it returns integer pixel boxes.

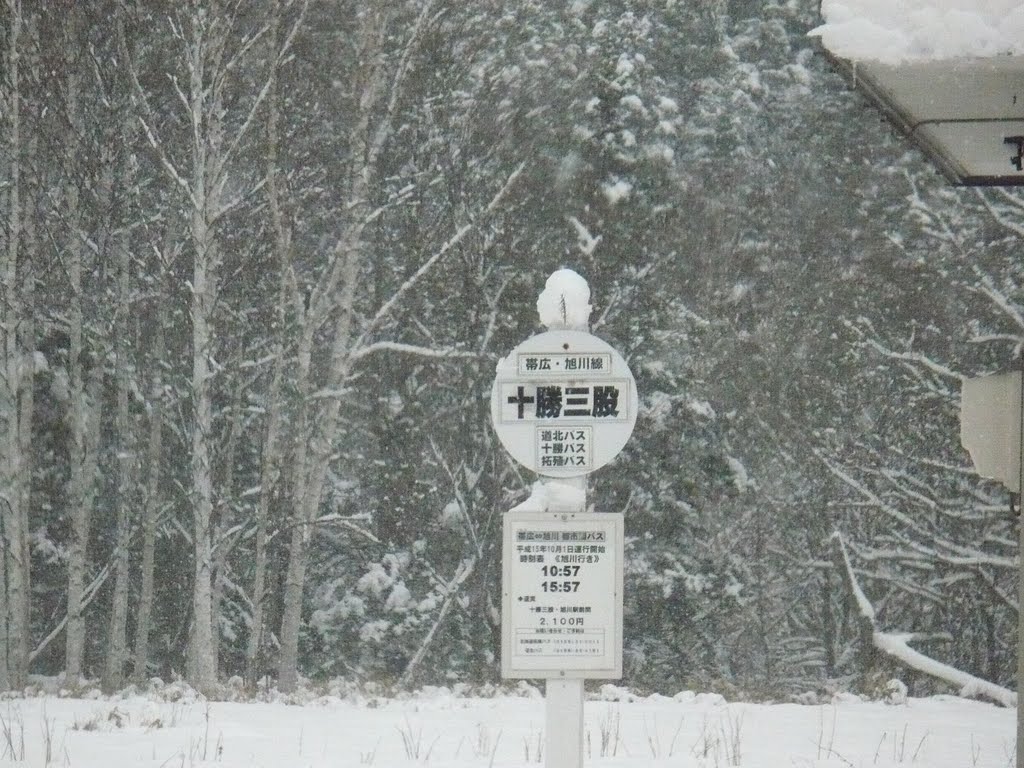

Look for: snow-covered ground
[0,683,1012,768]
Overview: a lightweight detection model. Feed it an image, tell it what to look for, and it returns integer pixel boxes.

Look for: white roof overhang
[826,54,1024,186]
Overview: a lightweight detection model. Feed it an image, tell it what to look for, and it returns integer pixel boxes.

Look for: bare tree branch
[354,161,527,350]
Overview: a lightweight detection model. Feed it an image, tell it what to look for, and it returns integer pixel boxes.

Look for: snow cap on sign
[537,268,591,330]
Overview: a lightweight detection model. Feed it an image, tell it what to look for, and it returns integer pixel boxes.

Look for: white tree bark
[187,181,218,696]
[247,8,289,682]
[133,266,168,682]
[179,3,221,693]
[211,377,245,679]
[60,6,96,682]
[276,0,434,693]
[245,350,282,685]
[118,0,301,693]
[0,0,31,691]
[62,211,89,683]
[0,517,7,691]
[103,228,135,692]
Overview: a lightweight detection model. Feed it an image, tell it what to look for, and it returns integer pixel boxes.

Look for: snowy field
[0,683,1013,768]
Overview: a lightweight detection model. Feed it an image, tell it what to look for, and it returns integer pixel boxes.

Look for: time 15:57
[541,581,580,593]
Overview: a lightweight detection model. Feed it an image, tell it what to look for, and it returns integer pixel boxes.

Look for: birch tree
[133,252,170,682]
[271,0,533,690]
[119,0,286,692]
[0,0,35,691]
[244,1,292,685]
[273,0,433,692]
[103,213,137,691]
[53,3,102,684]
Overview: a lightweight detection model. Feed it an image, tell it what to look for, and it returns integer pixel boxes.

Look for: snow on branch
[428,437,482,557]
[222,1,309,170]
[832,532,1016,708]
[970,332,1023,346]
[874,632,1016,708]
[976,189,1024,239]
[832,533,875,621]
[349,341,478,363]
[814,448,932,540]
[972,270,1024,335]
[818,451,1013,585]
[858,334,961,381]
[115,14,196,207]
[842,319,961,402]
[877,468,938,512]
[993,187,1024,215]
[903,538,1016,571]
[313,514,381,545]
[369,0,436,170]
[134,113,197,208]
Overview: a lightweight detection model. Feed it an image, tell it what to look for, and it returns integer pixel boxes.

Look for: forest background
[0,0,1021,701]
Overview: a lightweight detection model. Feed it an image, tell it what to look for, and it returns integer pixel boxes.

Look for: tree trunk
[245,348,282,686]
[187,207,217,694]
[0,517,7,691]
[103,233,134,692]
[272,29,522,686]
[188,239,216,693]
[180,5,224,696]
[62,239,89,682]
[133,291,165,683]
[276,3,391,693]
[210,377,243,680]
[276,335,314,693]
[247,1,288,689]
[61,6,93,681]
[277,252,363,691]
[1,0,32,691]
[119,0,294,693]
[10,235,33,695]
[821,567,837,677]
[831,533,880,682]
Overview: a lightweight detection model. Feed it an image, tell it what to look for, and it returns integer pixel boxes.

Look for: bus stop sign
[491,330,638,477]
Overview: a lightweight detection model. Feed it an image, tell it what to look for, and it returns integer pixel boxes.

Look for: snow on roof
[810,0,1024,64]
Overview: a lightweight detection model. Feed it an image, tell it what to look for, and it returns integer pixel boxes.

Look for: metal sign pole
[546,676,585,768]
[545,475,586,768]
[542,273,589,768]
[1018,500,1023,768]
[1018,355,1023,768]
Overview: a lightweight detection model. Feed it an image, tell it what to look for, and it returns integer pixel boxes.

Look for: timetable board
[501,510,623,679]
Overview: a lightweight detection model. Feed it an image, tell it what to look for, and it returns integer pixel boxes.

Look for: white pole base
[545,677,584,768]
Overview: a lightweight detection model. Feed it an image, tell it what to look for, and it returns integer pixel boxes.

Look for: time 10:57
[541,565,581,577]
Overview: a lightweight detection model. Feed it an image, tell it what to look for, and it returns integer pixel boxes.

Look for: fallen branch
[832,531,1016,708]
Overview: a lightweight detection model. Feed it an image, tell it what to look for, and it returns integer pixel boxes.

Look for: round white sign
[490,330,638,477]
